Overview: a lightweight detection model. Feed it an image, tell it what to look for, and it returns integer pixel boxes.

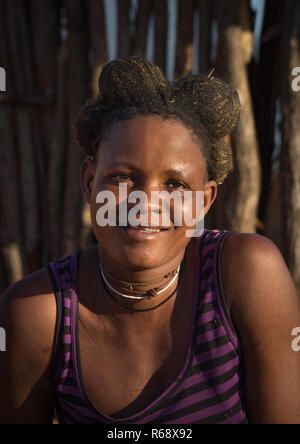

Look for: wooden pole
[175,0,195,78]
[198,0,212,74]
[211,0,261,233]
[48,43,69,260]
[62,0,89,256]
[6,0,41,273]
[133,0,152,58]
[88,0,108,97]
[279,0,300,293]
[154,0,167,74]
[117,0,131,58]
[0,1,23,287]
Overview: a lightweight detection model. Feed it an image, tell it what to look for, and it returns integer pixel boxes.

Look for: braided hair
[75,57,241,185]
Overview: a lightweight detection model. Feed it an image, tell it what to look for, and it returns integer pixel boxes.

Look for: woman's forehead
[97,115,207,171]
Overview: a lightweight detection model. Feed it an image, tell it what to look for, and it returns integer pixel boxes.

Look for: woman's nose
[128,182,172,227]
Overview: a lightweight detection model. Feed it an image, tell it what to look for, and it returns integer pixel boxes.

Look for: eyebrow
[105,161,142,173]
[105,162,191,181]
[163,169,190,182]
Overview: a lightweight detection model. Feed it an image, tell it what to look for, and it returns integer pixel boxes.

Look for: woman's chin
[97,226,183,270]
[119,248,163,271]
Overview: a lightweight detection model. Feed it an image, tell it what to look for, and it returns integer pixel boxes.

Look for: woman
[0,57,299,424]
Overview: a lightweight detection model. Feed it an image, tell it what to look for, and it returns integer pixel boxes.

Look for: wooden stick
[198,0,212,74]
[48,43,68,260]
[133,0,152,59]
[62,0,89,256]
[175,0,195,77]
[211,0,261,233]
[154,0,167,74]
[279,0,300,291]
[117,0,131,58]
[88,0,108,97]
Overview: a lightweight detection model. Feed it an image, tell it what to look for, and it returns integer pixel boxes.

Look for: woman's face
[81,116,217,270]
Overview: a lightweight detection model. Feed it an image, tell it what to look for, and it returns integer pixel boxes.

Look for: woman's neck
[96,245,188,313]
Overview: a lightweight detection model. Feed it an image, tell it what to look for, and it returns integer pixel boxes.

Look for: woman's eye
[166,180,186,189]
[112,173,133,182]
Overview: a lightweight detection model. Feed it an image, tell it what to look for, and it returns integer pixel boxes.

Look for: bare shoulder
[0,266,57,377]
[0,267,57,423]
[220,231,298,309]
[222,230,284,266]
[220,230,300,344]
[1,266,56,332]
[2,265,55,299]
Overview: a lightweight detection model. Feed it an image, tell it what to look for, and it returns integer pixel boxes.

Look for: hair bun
[171,74,241,139]
[98,56,170,108]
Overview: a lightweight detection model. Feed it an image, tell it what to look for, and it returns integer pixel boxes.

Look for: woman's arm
[221,232,300,424]
[0,268,57,424]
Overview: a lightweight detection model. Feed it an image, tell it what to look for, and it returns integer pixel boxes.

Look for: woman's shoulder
[0,243,90,330]
[0,265,56,339]
[1,265,56,314]
[220,230,298,327]
[221,230,284,282]
[0,265,61,378]
[0,267,59,422]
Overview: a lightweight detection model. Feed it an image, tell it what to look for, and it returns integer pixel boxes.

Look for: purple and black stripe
[48,229,249,424]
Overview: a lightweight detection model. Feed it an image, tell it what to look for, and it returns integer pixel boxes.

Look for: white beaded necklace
[98,262,180,300]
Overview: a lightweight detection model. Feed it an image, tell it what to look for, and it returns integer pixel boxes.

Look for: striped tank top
[48,229,249,424]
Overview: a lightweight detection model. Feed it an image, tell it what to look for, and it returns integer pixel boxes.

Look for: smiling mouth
[126,226,170,232]
[118,225,173,240]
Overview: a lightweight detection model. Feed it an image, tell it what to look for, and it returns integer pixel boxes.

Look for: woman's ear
[203,180,217,216]
[80,157,95,204]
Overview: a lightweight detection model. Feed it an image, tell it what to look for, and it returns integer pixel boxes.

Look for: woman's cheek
[179,191,204,236]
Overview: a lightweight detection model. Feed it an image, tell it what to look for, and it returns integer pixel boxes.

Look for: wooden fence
[0,0,299,294]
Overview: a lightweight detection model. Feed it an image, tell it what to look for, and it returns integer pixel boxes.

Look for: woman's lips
[119,226,173,241]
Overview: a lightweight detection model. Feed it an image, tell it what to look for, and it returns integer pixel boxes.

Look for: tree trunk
[198,0,212,74]
[154,0,167,74]
[0,100,23,284]
[88,0,107,97]
[211,0,261,233]
[279,0,300,293]
[133,0,152,58]
[62,0,89,256]
[28,0,60,265]
[48,43,68,260]
[264,169,285,253]
[6,0,42,274]
[29,0,60,160]
[0,1,23,287]
[117,0,131,59]
[249,0,281,237]
[0,251,8,294]
[175,0,195,78]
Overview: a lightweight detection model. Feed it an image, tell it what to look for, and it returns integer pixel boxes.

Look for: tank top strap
[47,250,81,387]
[198,229,240,352]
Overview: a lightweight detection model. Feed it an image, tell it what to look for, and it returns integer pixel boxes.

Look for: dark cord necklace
[98,259,184,313]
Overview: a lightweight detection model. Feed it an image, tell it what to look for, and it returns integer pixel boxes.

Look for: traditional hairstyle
[75,57,241,184]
